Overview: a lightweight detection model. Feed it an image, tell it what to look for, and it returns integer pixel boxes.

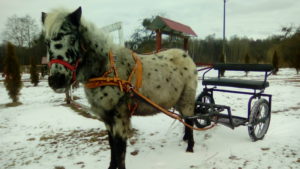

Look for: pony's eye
[70,37,76,45]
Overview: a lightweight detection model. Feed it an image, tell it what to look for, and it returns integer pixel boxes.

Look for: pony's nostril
[57,55,64,60]
[55,44,63,49]
[48,73,67,89]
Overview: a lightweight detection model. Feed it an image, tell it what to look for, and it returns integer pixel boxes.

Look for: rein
[48,45,215,131]
[84,51,215,131]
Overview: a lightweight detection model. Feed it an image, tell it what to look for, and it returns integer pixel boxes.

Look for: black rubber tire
[194,92,215,128]
[248,99,271,141]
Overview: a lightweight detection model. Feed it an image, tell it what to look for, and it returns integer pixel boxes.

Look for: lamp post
[223,0,227,63]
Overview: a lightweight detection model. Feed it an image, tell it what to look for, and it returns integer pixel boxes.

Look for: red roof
[159,16,197,36]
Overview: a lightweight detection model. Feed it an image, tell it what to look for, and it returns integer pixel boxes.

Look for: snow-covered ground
[0,68,299,169]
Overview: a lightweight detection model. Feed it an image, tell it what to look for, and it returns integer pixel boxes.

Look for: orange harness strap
[85,51,142,92]
[85,51,215,131]
[130,88,216,131]
[85,51,143,115]
[127,52,143,89]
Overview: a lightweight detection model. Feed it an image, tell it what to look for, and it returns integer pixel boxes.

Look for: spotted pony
[42,7,198,169]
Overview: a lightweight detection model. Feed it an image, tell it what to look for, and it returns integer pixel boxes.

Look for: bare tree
[281,26,293,39]
[2,15,38,48]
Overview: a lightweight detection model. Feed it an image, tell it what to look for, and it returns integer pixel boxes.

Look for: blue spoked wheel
[194,92,215,128]
[248,99,271,141]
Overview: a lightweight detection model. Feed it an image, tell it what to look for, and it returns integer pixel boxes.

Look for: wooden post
[183,37,189,51]
[156,30,162,52]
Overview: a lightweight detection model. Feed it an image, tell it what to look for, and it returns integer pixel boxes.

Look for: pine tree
[244,53,250,76]
[3,42,22,103]
[30,56,39,86]
[272,50,279,75]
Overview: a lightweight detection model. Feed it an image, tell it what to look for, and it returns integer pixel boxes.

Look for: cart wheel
[248,99,271,141]
[194,92,215,128]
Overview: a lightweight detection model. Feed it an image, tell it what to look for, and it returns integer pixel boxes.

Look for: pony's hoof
[183,135,188,142]
[186,148,194,153]
[108,165,117,169]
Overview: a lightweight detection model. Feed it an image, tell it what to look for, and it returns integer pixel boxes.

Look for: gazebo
[146,16,197,52]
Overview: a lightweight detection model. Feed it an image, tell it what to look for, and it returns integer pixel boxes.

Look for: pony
[42,7,198,169]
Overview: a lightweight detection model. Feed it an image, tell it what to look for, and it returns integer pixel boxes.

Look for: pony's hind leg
[177,87,196,152]
[183,118,194,152]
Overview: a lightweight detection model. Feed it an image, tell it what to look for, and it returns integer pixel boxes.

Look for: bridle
[47,30,86,82]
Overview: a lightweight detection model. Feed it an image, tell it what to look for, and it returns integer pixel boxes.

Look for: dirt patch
[3,102,22,107]
[229,155,241,160]
[272,105,300,113]
[286,79,300,83]
[130,150,139,156]
[39,128,109,145]
[54,166,65,169]
[261,147,270,151]
[204,133,212,140]
[62,102,99,120]
[39,128,139,148]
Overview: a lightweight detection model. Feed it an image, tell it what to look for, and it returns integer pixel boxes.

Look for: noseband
[48,58,81,82]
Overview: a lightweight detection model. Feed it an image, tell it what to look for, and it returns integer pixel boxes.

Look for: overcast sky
[0,0,300,43]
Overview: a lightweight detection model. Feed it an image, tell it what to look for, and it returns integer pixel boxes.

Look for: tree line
[1,14,299,74]
[127,16,300,73]
[189,28,299,67]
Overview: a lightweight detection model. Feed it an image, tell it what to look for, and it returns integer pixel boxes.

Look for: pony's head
[42,7,83,92]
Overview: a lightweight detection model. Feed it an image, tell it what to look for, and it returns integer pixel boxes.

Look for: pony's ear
[41,12,47,24]
[68,7,82,27]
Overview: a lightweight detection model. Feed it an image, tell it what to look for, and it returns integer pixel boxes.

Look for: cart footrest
[193,102,248,129]
[213,114,248,128]
[195,102,230,113]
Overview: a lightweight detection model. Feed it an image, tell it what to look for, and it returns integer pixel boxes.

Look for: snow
[0,69,300,169]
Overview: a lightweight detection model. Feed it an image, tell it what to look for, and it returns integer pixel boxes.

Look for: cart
[190,63,274,141]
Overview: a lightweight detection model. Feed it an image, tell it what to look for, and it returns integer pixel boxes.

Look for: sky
[0,0,300,43]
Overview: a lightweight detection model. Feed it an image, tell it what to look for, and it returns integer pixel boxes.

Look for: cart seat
[202,78,269,90]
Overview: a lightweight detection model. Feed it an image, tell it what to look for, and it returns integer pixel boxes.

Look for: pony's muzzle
[48,73,68,93]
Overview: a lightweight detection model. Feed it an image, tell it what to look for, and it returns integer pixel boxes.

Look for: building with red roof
[146,16,197,51]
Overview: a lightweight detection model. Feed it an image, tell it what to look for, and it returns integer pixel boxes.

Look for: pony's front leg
[107,132,117,169]
[107,132,127,169]
[105,110,131,169]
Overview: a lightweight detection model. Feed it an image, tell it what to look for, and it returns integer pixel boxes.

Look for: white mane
[42,8,70,39]
[43,8,117,53]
